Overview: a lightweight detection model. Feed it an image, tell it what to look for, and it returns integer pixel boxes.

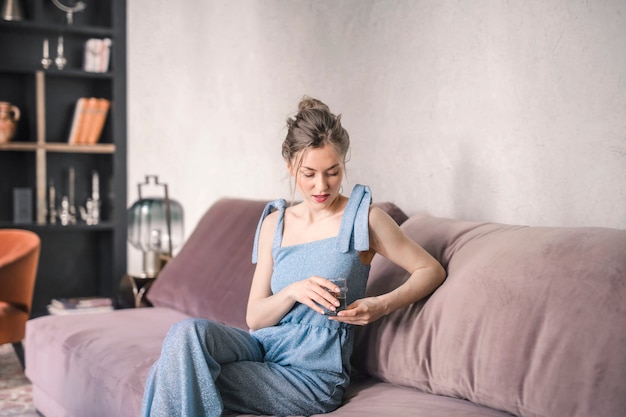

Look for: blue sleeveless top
[250,184,372,402]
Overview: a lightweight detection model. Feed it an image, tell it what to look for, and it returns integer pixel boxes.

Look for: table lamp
[128,175,184,278]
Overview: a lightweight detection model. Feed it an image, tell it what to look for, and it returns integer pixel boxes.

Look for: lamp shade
[128,197,184,255]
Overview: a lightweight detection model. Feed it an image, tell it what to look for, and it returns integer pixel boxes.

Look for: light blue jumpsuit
[141,184,372,417]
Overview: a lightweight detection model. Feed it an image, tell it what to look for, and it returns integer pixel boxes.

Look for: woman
[141,97,446,417]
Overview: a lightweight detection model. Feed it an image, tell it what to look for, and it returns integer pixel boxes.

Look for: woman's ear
[286,161,294,176]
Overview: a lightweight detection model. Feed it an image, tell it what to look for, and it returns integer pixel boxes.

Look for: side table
[118,274,156,308]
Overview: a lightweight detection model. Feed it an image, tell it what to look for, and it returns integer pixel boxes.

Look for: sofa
[24,197,626,417]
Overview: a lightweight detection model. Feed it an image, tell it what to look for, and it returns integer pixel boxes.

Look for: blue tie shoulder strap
[251,199,286,264]
[337,184,372,253]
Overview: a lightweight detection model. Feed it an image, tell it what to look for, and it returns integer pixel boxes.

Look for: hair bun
[298,96,330,112]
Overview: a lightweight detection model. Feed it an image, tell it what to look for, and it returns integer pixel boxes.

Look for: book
[67,97,88,145]
[67,97,111,145]
[51,296,113,310]
[84,38,112,73]
[84,98,110,144]
[47,304,113,315]
[76,97,98,145]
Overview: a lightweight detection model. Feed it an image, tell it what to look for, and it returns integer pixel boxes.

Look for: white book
[84,38,111,73]
[47,304,114,315]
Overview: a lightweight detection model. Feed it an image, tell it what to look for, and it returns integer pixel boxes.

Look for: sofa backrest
[353,215,626,417]
[147,198,268,329]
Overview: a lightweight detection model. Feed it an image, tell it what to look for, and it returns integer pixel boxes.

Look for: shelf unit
[0,0,127,317]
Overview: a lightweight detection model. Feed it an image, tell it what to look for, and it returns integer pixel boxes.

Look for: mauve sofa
[24,197,626,417]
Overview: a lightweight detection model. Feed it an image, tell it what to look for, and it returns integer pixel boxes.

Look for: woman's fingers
[291,276,340,314]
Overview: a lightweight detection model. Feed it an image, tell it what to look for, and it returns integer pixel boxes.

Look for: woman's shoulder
[261,208,280,226]
[257,200,284,233]
[368,204,401,230]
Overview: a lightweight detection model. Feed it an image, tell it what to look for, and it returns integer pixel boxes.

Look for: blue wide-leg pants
[141,318,340,417]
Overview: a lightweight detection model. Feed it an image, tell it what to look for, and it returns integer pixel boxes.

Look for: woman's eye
[328,171,339,177]
[303,173,315,178]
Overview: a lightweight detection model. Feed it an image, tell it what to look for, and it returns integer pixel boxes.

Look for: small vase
[0,101,20,144]
[1,0,24,21]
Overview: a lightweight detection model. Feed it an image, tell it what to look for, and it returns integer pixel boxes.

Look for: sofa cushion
[232,377,513,417]
[148,198,408,330]
[353,215,626,417]
[25,307,190,417]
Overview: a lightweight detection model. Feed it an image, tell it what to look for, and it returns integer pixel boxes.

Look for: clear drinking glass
[323,278,348,316]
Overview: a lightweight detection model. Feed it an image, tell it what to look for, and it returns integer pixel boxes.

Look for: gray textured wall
[127,0,626,273]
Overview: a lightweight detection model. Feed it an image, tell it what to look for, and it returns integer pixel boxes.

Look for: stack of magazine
[47,296,114,315]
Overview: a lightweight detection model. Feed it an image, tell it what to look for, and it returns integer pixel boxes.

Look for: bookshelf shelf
[0,20,114,37]
[0,66,114,78]
[45,143,116,153]
[0,142,38,151]
[0,0,127,317]
[0,142,115,153]
[0,221,115,231]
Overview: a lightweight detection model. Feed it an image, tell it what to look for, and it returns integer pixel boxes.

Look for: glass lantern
[128,175,184,277]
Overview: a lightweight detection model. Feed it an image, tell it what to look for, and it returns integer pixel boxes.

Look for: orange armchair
[0,229,40,365]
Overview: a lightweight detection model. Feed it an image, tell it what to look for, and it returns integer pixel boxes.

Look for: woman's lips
[313,194,329,203]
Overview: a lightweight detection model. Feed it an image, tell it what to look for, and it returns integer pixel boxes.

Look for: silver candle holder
[55,36,66,70]
[41,38,52,69]
[79,170,101,225]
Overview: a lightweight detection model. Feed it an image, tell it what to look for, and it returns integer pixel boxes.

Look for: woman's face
[289,144,344,207]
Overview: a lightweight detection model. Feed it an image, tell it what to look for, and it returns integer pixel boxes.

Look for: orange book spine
[67,98,87,144]
[77,98,98,144]
[85,98,111,144]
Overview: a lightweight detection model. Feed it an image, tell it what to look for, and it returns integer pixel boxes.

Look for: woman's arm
[245,212,343,330]
[332,207,446,326]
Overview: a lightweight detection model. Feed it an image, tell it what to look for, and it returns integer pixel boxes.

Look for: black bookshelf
[0,0,127,317]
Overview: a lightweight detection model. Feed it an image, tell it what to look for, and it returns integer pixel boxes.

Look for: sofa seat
[26,307,189,417]
[26,305,513,417]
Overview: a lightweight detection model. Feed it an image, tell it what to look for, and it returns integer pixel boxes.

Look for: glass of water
[323,278,348,316]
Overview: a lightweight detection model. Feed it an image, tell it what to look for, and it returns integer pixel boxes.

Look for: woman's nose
[316,175,328,191]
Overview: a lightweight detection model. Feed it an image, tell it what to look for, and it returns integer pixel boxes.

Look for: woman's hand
[286,276,344,315]
[328,297,387,326]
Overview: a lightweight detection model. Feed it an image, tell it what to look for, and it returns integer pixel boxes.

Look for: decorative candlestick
[55,36,66,70]
[91,170,100,224]
[80,170,101,225]
[48,179,57,224]
[68,166,76,224]
[41,38,52,69]
[59,196,70,226]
